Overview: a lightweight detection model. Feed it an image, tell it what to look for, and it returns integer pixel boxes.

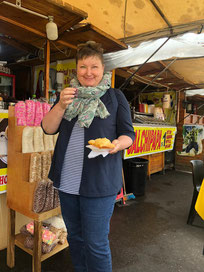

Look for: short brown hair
[76,41,104,64]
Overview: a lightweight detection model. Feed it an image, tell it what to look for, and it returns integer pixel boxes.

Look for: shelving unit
[6,106,68,272]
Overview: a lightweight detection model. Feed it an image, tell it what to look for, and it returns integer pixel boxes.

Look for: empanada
[88,138,115,149]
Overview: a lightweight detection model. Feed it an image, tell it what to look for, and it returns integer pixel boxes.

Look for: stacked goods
[20,216,67,254]
[15,101,26,126]
[32,179,60,213]
[22,126,57,153]
[13,103,60,213]
[15,100,51,127]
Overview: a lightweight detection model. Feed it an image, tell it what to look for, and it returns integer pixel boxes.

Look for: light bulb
[46,16,58,41]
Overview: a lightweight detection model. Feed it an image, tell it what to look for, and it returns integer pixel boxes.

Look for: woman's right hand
[58,88,77,110]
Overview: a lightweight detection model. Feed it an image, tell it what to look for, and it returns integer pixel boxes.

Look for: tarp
[64,0,204,41]
[186,90,204,96]
[104,32,204,71]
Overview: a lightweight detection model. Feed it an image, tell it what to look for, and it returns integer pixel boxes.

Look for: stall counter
[124,124,177,178]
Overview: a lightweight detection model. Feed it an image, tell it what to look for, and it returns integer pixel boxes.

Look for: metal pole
[2,1,49,19]
[132,57,178,102]
[120,36,171,90]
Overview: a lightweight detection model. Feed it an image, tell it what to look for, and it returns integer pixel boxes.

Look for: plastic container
[123,158,149,196]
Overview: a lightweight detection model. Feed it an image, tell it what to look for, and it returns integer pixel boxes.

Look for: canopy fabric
[186,90,204,96]
[64,0,204,41]
[103,32,204,71]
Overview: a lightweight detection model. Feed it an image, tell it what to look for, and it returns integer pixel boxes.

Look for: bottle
[49,90,54,104]
[32,94,37,101]
[52,90,57,102]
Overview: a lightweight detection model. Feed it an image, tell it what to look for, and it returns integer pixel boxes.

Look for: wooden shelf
[15,233,68,261]
[7,106,68,272]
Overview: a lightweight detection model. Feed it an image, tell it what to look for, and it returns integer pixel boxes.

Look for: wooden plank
[33,221,42,272]
[15,233,33,256]
[61,24,127,52]
[41,241,69,261]
[57,39,77,50]
[7,209,15,268]
[46,0,87,17]
[0,15,46,37]
[0,36,35,53]
[44,40,50,100]
[15,233,68,262]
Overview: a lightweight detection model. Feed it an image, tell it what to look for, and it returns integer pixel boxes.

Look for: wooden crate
[141,152,164,179]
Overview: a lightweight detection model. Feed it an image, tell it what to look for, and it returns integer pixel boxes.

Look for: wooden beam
[0,36,36,54]
[0,15,46,38]
[44,40,50,100]
[46,0,88,18]
[62,24,127,49]
[58,18,83,36]
[137,68,162,77]
[57,39,77,50]
[115,68,130,78]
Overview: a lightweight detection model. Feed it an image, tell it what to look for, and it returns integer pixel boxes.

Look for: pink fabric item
[42,103,51,117]
[34,101,44,126]
[15,101,26,126]
[26,100,35,126]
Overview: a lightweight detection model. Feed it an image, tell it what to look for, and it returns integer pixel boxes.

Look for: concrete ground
[0,169,204,272]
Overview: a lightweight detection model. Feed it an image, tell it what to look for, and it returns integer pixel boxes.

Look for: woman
[42,41,135,272]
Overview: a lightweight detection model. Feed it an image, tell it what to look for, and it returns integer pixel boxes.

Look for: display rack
[6,106,68,272]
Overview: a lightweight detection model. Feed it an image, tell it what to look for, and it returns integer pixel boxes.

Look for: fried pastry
[88,138,115,149]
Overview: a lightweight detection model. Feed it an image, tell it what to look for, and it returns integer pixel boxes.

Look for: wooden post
[7,208,15,268]
[33,220,42,272]
[44,39,50,100]
[111,69,115,88]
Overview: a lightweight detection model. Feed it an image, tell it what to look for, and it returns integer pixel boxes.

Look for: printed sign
[0,110,8,194]
[177,125,204,156]
[123,125,177,159]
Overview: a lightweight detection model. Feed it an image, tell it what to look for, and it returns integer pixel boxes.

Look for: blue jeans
[59,191,116,272]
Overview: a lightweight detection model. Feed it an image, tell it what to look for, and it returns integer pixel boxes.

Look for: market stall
[0,2,127,268]
[124,122,177,178]
[0,2,203,272]
[175,90,204,172]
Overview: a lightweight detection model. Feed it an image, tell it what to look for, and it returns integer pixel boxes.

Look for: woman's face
[77,56,104,87]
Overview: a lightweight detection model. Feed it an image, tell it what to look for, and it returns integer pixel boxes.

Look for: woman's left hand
[109,139,121,154]
[109,136,133,154]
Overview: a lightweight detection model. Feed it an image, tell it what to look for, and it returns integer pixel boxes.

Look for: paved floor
[0,169,204,271]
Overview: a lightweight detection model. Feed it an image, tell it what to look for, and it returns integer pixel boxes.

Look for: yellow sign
[123,125,177,159]
[35,60,76,91]
[0,112,8,118]
[0,168,7,194]
[0,110,8,194]
[56,61,76,87]
[195,179,204,220]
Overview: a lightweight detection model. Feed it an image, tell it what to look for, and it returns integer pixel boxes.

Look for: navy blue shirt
[46,88,135,197]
